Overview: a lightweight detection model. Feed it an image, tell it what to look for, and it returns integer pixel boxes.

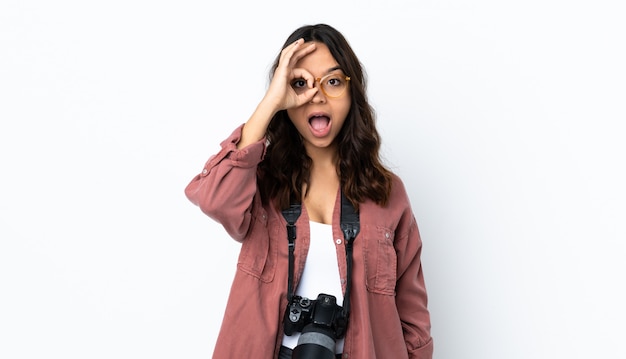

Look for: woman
[185,23,433,359]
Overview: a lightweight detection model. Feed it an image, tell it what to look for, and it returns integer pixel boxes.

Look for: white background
[1,1,625,358]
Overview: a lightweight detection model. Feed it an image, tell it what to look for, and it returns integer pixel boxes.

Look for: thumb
[297,87,319,105]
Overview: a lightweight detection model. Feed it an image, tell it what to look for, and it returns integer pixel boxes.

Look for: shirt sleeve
[392,180,434,358]
[395,216,434,358]
[184,124,266,241]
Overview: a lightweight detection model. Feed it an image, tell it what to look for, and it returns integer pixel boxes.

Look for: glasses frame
[300,73,351,99]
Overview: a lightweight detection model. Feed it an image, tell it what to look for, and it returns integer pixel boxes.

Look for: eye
[325,75,345,87]
[291,78,306,90]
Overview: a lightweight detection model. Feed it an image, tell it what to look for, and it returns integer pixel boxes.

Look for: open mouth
[309,114,331,131]
[308,114,332,138]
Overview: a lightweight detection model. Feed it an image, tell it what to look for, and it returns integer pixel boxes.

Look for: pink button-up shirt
[185,125,433,358]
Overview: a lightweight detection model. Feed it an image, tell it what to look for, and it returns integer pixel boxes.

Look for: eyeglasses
[291,73,351,98]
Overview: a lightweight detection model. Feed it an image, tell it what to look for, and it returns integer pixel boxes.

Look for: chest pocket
[362,224,397,295]
[236,210,279,283]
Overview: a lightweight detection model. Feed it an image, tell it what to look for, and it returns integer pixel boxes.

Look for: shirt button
[202,168,208,175]
[335,238,342,245]
[385,232,390,239]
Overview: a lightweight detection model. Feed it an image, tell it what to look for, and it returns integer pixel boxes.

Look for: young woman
[185,23,433,359]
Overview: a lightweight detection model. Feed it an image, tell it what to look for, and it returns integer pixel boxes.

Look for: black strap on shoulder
[280,190,360,318]
[282,203,301,302]
[339,191,359,317]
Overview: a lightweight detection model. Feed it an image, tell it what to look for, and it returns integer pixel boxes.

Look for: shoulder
[388,172,411,210]
[384,173,420,241]
[358,172,415,228]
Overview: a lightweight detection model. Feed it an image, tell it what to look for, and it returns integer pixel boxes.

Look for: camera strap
[339,191,359,317]
[282,202,301,302]
[281,190,360,316]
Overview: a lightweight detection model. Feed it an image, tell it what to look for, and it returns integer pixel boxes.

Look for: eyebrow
[326,66,344,74]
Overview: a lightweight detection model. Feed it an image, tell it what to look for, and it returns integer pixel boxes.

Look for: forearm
[185,125,266,240]
[237,97,280,149]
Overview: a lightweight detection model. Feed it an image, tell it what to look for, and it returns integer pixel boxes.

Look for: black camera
[283,293,347,359]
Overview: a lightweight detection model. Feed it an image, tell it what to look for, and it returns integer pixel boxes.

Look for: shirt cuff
[201,124,266,177]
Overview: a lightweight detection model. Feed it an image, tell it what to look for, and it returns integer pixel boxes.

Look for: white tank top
[281,221,345,353]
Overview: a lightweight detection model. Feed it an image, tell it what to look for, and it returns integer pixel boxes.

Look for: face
[287,42,351,155]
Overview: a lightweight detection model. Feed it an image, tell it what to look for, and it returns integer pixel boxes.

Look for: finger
[292,68,314,83]
[290,42,316,66]
[289,68,316,96]
[278,40,316,71]
[278,38,305,67]
[297,87,319,105]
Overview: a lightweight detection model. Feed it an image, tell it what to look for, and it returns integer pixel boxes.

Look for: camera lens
[292,324,336,359]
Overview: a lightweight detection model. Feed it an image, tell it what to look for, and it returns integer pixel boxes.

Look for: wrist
[258,94,283,116]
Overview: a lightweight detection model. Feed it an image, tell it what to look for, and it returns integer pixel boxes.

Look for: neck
[305,143,338,169]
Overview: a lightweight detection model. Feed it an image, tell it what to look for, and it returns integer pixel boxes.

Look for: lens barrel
[292,325,336,359]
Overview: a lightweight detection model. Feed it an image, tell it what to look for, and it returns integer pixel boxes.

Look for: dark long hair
[258,24,392,210]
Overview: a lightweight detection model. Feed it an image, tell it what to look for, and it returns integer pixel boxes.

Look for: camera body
[284,293,347,338]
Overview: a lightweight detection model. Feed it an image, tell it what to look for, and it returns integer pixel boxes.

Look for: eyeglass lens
[292,74,349,98]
